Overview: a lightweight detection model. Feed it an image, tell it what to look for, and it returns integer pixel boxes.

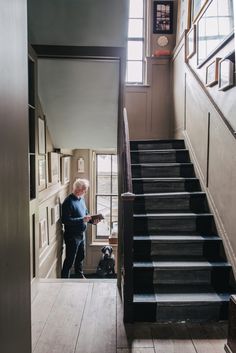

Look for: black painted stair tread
[133,292,230,303]
[131,162,193,167]
[133,261,231,269]
[133,235,221,241]
[152,283,232,294]
[134,191,205,197]
[130,139,185,150]
[131,149,188,153]
[133,212,213,217]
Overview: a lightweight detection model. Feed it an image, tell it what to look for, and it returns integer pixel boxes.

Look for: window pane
[127,41,143,60]
[129,0,143,18]
[128,19,143,38]
[126,61,143,83]
[97,154,111,194]
[96,195,111,236]
[112,155,118,194]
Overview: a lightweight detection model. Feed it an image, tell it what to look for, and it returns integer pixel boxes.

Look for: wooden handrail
[123,108,133,194]
[117,107,135,322]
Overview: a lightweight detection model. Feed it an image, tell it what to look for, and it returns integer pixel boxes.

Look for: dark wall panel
[0,0,31,352]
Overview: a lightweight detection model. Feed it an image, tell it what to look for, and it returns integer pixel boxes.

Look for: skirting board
[183,130,236,278]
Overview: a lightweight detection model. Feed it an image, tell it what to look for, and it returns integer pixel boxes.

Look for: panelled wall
[172,31,236,274]
[29,49,72,285]
[126,58,171,140]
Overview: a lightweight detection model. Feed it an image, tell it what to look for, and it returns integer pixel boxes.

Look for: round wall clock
[157,36,169,47]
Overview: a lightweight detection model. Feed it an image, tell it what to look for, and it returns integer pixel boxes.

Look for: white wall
[38,59,120,149]
[28,0,128,47]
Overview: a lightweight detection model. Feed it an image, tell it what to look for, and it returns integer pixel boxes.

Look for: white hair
[73,178,89,191]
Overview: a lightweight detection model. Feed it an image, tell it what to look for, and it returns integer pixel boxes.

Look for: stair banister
[120,107,135,322]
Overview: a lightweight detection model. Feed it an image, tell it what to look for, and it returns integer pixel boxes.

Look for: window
[95,154,118,239]
[126,0,145,84]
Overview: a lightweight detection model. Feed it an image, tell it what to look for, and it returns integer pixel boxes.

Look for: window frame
[126,0,145,84]
[91,150,118,242]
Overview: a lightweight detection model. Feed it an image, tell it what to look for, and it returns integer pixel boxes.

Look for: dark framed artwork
[153,1,173,34]
[186,25,196,59]
[205,58,220,87]
[218,58,234,91]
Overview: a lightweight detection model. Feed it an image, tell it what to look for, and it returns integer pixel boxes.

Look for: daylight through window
[126,0,144,84]
[95,154,118,239]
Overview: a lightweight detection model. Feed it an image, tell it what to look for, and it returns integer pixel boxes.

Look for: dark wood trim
[32,45,125,59]
[121,192,135,323]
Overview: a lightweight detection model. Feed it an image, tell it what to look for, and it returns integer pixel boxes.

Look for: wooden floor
[32,280,228,353]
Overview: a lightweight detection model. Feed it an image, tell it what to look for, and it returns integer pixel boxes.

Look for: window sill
[89,241,118,247]
[125,83,150,87]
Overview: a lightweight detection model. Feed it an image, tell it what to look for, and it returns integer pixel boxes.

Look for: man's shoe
[76,273,86,279]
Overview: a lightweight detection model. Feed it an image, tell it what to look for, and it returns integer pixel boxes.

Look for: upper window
[126,0,145,84]
[94,154,118,240]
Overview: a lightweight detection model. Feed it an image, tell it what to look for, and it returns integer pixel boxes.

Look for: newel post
[121,191,135,322]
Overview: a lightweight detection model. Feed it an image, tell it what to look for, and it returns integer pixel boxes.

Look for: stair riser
[134,267,230,286]
[134,195,207,213]
[132,165,194,178]
[133,302,228,322]
[133,241,221,260]
[131,151,190,164]
[132,180,201,193]
[130,141,185,151]
[133,216,214,235]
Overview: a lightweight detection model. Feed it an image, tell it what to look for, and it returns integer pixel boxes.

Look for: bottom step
[133,292,230,322]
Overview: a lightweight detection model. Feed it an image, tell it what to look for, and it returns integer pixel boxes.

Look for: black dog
[96,246,115,278]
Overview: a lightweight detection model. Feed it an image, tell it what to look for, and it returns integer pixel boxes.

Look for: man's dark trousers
[61,235,85,278]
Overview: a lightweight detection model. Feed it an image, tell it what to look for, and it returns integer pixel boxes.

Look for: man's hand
[83,215,92,222]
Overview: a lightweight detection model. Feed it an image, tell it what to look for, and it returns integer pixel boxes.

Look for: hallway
[32,280,227,353]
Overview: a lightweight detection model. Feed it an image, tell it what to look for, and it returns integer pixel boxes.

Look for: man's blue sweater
[61,193,89,238]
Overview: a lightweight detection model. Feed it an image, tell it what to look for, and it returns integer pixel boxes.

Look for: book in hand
[91,213,104,222]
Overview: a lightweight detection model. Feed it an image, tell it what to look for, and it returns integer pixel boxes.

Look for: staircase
[130,139,234,322]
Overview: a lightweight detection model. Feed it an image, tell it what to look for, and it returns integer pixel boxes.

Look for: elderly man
[61,178,99,278]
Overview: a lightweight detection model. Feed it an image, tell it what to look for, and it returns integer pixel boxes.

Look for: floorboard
[31,280,228,353]
[33,282,91,353]
[74,282,117,353]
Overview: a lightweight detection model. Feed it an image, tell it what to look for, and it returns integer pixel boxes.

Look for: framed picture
[191,0,207,22]
[186,25,196,59]
[197,0,234,66]
[218,58,234,91]
[54,203,61,222]
[153,1,173,34]
[61,156,71,184]
[39,218,48,248]
[38,117,46,155]
[48,152,60,184]
[205,58,220,87]
[176,0,191,42]
[38,156,46,191]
